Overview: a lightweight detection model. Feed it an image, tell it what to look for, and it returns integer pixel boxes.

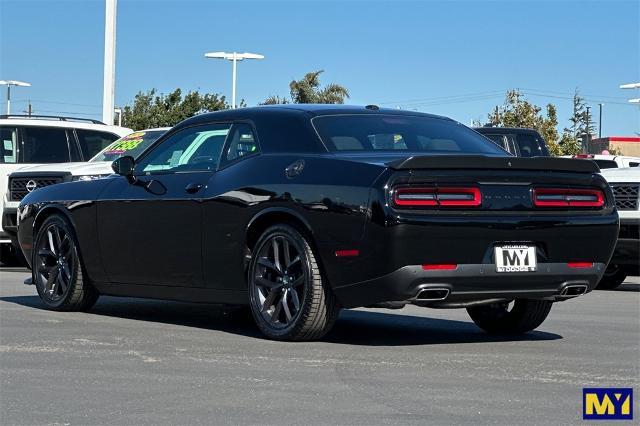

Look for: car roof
[0,116,131,136]
[473,127,540,134]
[178,104,451,128]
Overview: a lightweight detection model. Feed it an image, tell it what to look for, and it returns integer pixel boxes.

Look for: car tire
[32,215,99,311]
[467,299,552,334]
[248,224,340,341]
[596,265,627,290]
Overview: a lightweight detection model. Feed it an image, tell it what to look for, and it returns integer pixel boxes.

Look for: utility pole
[585,106,591,154]
[102,0,117,124]
[598,103,603,139]
[27,100,32,117]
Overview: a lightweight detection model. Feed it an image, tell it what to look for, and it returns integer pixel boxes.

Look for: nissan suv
[0,115,131,264]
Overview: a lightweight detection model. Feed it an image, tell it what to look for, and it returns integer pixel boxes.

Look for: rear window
[90,130,166,162]
[313,115,507,155]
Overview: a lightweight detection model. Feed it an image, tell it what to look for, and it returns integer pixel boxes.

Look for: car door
[201,122,262,291]
[97,123,231,287]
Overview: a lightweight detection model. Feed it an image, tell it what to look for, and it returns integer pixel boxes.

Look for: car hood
[11,161,113,176]
[600,167,640,183]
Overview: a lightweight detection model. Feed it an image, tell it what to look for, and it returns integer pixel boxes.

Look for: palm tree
[262,70,349,105]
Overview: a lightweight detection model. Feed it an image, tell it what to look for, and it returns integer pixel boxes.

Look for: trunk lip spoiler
[386,155,599,173]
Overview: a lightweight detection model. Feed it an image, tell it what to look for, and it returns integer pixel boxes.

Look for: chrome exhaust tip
[560,284,588,297]
[415,287,450,301]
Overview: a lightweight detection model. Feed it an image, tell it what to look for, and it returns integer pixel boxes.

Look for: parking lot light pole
[204,51,264,109]
[0,80,31,114]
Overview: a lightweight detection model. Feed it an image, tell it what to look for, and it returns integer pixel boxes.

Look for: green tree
[481,90,590,156]
[120,88,231,129]
[565,89,595,153]
[263,70,349,104]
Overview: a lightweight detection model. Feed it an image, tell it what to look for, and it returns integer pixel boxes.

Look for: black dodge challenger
[16,105,619,340]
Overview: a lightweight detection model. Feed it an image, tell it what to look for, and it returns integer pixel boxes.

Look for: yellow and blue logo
[583,388,633,420]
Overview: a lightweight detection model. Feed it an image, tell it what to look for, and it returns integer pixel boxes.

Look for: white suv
[0,115,131,264]
[566,154,640,169]
[599,167,640,289]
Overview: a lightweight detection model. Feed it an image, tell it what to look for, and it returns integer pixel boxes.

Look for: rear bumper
[333,262,606,308]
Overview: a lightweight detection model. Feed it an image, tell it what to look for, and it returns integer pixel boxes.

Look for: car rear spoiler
[387,155,600,173]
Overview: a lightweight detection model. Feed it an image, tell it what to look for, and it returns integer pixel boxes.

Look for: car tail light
[393,187,481,208]
[567,262,593,268]
[532,188,604,208]
[422,264,458,270]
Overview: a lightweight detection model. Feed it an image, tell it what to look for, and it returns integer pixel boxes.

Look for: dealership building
[589,136,640,156]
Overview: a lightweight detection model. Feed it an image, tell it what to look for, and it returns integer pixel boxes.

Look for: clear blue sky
[1,0,638,135]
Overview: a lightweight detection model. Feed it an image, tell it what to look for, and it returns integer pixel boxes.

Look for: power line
[34,109,100,117]
[521,91,636,106]
[11,98,102,108]
[377,90,505,107]
[518,87,629,101]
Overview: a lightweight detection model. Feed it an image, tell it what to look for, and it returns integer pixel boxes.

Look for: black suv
[474,127,550,157]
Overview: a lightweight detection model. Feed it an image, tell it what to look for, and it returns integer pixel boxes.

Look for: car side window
[20,126,71,163]
[221,123,259,165]
[0,126,18,163]
[76,129,120,159]
[484,134,509,152]
[136,124,231,174]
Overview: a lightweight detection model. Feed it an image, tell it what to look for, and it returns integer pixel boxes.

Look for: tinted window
[91,130,166,162]
[313,115,507,155]
[629,162,639,167]
[137,124,231,174]
[0,126,18,163]
[76,129,120,159]
[20,126,71,163]
[514,133,546,157]
[593,159,618,169]
[483,134,509,151]
[222,123,259,164]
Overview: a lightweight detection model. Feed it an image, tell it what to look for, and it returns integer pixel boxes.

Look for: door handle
[185,183,204,194]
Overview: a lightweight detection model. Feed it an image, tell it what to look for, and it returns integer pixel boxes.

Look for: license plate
[494,245,537,272]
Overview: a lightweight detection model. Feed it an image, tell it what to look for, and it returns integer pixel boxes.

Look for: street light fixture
[204,51,264,109]
[0,80,31,114]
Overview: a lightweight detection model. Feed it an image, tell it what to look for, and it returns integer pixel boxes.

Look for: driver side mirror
[112,156,135,180]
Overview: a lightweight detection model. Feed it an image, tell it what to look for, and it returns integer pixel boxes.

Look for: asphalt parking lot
[0,268,638,425]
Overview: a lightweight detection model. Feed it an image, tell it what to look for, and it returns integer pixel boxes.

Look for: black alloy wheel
[33,215,98,311]
[248,224,340,341]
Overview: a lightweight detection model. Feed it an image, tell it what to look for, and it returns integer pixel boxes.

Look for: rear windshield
[312,115,507,155]
[90,130,166,162]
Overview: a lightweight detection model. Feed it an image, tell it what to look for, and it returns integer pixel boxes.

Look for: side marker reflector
[335,249,359,257]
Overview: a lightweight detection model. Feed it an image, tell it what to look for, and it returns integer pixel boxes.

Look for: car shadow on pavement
[611,283,640,292]
[0,295,562,346]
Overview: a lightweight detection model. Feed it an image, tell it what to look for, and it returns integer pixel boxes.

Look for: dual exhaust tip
[414,283,588,303]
